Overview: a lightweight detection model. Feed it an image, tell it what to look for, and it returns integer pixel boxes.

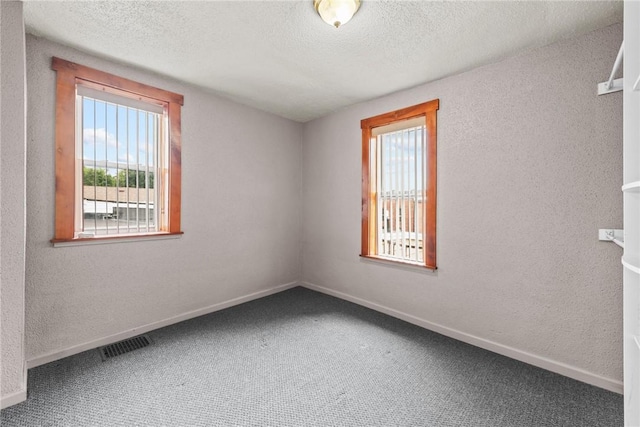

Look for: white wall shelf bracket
[598,78,624,95]
[598,41,624,96]
[599,228,624,247]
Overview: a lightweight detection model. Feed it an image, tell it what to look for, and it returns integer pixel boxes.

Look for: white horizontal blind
[77,93,162,237]
[375,124,425,263]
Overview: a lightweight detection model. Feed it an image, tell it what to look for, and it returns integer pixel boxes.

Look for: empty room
[1,0,639,425]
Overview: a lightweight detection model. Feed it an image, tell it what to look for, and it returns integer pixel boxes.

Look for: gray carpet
[1,287,623,426]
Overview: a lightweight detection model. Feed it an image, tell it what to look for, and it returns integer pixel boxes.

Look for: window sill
[51,232,183,247]
[359,254,437,272]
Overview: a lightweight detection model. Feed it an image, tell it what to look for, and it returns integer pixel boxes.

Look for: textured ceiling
[23,1,623,122]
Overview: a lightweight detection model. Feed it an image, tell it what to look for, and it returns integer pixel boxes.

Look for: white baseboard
[27,281,299,369]
[1,388,27,409]
[300,281,623,394]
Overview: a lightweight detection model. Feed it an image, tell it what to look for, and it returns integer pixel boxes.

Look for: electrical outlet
[599,229,615,241]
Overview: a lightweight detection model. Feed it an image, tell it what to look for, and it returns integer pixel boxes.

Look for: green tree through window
[82,167,154,188]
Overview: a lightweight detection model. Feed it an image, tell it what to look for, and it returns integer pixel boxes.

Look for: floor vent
[98,335,152,361]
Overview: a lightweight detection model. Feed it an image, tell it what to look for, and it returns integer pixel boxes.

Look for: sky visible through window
[81,96,157,181]
[379,126,424,193]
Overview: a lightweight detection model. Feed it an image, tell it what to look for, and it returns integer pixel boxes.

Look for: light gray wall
[1,0,27,405]
[301,24,623,385]
[25,36,303,361]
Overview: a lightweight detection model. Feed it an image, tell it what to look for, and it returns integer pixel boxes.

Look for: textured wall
[302,24,623,385]
[1,1,27,404]
[25,36,302,361]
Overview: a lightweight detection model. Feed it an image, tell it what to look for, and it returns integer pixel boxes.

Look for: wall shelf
[622,181,640,192]
[621,3,640,421]
[623,257,640,275]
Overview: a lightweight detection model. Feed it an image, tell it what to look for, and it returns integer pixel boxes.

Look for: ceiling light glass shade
[314,0,361,28]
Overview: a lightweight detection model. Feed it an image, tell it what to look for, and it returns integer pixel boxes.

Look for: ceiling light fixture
[314,0,361,28]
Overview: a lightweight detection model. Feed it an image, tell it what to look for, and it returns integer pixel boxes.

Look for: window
[360,100,439,269]
[51,57,183,243]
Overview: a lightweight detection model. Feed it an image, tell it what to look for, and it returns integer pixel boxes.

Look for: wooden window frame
[51,57,184,244]
[360,99,439,269]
